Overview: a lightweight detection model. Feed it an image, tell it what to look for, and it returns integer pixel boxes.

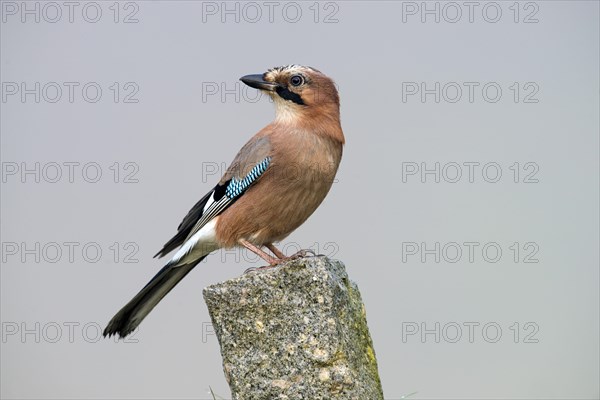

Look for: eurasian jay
[103,65,344,338]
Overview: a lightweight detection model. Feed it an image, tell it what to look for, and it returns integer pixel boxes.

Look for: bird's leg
[265,243,287,259]
[239,239,281,273]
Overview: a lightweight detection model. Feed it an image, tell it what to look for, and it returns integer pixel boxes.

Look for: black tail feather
[103,257,205,338]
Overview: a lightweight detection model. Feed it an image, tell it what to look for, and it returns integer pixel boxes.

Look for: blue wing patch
[226,156,271,199]
[180,156,272,246]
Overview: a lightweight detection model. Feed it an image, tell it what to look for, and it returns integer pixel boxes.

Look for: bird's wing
[153,190,213,258]
[154,134,272,259]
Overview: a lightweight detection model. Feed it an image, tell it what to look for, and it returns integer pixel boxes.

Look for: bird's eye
[290,75,304,87]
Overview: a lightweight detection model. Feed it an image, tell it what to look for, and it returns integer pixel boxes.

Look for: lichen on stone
[203,256,384,400]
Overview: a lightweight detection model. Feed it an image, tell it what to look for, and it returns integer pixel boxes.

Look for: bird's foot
[288,249,317,259]
[243,249,316,274]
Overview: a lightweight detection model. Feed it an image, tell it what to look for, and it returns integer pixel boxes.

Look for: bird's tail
[103,257,205,338]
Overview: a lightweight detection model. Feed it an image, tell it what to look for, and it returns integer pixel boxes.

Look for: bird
[103,65,345,338]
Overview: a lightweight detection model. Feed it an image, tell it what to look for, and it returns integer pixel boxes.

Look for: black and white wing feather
[154,156,272,259]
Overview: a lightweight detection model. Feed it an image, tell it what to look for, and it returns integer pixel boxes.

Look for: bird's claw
[289,249,317,259]
[244,262,279,274]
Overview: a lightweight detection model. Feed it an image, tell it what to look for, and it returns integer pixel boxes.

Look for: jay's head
[240,65,340,123]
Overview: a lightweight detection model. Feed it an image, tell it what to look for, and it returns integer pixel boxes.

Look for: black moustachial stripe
[276,87,304,105]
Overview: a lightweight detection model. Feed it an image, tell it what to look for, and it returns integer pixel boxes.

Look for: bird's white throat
[272,95,302,124]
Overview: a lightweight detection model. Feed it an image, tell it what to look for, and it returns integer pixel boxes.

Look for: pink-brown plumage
[216,66,344,247]
[215,122,343,247]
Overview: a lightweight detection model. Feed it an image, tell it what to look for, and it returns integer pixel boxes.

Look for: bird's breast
[215,128,343,247]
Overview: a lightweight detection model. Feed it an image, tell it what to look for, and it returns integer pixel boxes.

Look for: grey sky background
[1,1,598,399]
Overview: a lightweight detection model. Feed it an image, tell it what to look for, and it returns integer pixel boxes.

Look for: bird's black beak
[240,74,280,92]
